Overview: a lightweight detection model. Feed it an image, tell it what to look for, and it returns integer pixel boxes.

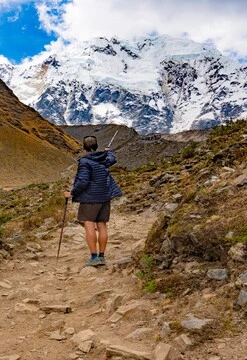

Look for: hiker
[64,135,122,267]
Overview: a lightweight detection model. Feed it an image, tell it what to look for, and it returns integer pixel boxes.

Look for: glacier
[0,34,246,134]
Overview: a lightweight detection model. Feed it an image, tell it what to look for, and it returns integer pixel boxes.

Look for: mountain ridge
[1,35,246,134]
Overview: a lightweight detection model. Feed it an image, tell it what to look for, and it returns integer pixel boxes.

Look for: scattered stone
[172,194,182,201]
[233,172,247,186]
[0,249,9,258]
[174,334,193,351]
[126,327,153,340]
[237,290,247,306]
[40,305,72,314]
[202,293,216,301]
[63,327,75,335]
[207,269,228,280]
[15,302,39,313]
[50,319,65,330]
[112,256,132,265]
[160,322,170,338]
[26,243,42,252]
[131,239,145,252]
[108,299,152,323]
[85,289,112,306]
[181,314,213,330]
[164,203,178,212]
[225,231,234,240]
[23,298,40,305]
[78,340,93,353]
[105,294,125,315]
[0,281,12,289]
[71,329,95,346]
[100,339,110,347]
[204,176,218,186]
[154,342,181,360]
[107,312,123,323]
[238,270,247,286]
[0,356,20,360]
[228,243,246,262]
[160,239,174,254]
[106,344,151,359]
[25,253,39,261]
[49,330,66,341]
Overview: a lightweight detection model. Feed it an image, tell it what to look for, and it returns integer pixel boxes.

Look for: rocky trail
[0,209,156,360]
[0,207,246,360]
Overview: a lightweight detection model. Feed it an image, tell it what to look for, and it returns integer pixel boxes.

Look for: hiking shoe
[84,257,101,267]
[98,256,106,266]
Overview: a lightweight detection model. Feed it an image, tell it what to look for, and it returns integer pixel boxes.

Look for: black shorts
[78,201,111,222]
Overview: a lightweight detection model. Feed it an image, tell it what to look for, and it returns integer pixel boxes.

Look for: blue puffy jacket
[71,150,122,203]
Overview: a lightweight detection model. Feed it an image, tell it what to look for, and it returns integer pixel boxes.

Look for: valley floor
[0,207,246,360]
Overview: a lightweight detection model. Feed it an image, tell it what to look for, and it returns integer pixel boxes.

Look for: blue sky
[0,0,247,64]
[0,3,57,63]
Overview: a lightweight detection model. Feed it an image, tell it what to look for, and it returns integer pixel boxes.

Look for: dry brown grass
[0,80,81,188]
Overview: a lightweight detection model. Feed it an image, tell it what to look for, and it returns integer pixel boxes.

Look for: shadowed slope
[0,80,81,188]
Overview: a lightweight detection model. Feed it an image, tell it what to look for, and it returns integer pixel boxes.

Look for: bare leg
[84,221,97,253]
[97,222,108,253]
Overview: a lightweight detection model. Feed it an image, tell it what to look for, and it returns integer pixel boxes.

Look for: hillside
[0,80,81,188]
[62,124,196,169]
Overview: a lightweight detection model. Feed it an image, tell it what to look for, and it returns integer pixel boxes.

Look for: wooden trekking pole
[107,130,118,148]
[56,197,68,265]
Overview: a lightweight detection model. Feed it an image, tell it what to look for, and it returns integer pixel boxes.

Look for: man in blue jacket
[64,135,122,267]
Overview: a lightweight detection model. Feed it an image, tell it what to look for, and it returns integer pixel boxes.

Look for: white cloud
[0,0,29,7]
[2,0,247,61]
[33,0,247,60]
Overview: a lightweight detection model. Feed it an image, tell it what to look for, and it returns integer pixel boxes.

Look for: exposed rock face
[1,35,247,134]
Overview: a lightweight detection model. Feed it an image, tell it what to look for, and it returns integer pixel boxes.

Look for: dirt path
[0,209,156,360]
[0,208,246,360]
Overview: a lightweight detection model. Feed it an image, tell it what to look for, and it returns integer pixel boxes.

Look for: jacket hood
[82,151,108,163]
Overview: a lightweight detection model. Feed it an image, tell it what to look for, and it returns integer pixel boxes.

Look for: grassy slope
[114,120,246,259]
[0,124,77,187]
[0,80,81,153]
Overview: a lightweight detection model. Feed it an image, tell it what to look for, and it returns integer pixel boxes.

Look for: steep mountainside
[0,80,81,188]
[0,35,247,134]
[62,123,194,169]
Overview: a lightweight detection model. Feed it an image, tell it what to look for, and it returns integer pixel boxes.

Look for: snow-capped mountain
[1,35,247,134]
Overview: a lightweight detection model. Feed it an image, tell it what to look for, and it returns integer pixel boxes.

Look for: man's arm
[64,161,91,198]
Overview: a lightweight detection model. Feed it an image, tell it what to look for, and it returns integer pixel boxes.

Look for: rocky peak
[0,35,246,134]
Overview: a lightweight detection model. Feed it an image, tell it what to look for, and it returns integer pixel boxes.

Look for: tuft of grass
[0,214,12,226]
[227,233,247,244]
[144,279,157,293]
[135,253,157,291]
